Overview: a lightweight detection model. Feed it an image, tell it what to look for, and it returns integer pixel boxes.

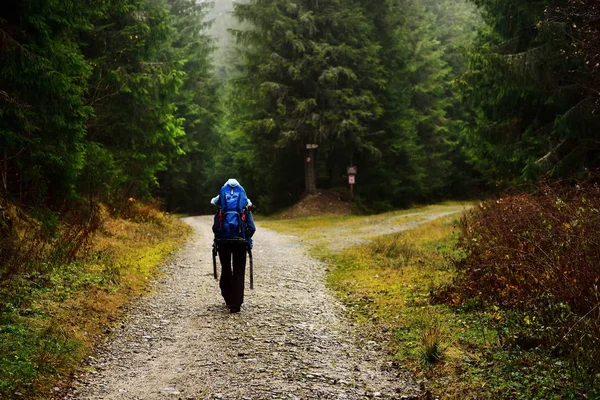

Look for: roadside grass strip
[0,215,191,399]
[326,217,597,399]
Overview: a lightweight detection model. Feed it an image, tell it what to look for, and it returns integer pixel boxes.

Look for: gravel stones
[62,216,419,399]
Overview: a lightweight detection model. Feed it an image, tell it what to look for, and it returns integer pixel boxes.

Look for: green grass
[264,206,598,399]
[0,213,191,399]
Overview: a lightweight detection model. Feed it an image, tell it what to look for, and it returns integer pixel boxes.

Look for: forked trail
[63,210,465,400]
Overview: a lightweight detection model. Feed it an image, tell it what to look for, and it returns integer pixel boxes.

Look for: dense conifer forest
[2,0,598,216]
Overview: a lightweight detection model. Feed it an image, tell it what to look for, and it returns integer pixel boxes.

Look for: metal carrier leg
[248,247,254,290]
[212,241,218,280]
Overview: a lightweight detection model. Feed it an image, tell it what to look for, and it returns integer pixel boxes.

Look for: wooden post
[305,144,318,194]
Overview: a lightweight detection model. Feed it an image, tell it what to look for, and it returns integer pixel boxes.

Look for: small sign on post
[347,165,357,199]
[306,144,319,149]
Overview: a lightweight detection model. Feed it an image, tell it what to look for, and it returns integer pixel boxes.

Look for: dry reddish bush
[0,202,101,280]
[452,182,600,318]
[119,199,166,224]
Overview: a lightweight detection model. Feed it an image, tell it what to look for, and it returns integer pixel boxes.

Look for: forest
[1,0,600,398]
[1,0,598,216]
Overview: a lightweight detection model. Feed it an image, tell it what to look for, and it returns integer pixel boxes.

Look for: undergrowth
[324,210,598,398]
[0,201,190,399]
[438,181,600,397]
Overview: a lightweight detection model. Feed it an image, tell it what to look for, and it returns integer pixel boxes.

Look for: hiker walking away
[211,179,256,313]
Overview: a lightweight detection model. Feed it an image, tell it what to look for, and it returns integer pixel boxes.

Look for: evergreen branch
[535,137,565,169]
[0,90,31,110]
[501,44,548,63]
[0,24,29,55]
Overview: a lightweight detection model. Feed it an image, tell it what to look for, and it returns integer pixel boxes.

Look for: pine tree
[156,0,221,213]
[230,0,384,209]
[0,0,95,205]
[463,0,600,185]
[81,0,185,202]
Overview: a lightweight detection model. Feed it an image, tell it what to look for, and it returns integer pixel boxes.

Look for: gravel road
[63,216,423,400]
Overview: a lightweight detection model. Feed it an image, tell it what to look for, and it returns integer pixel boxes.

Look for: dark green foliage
[227,0,385,212]
[462,0,600,187]
[156,0,221,213]
[0,0,219,213]
[0,0,482,216]
[0,0,94,204]
[2,0,598,215]
[357,0,481,211]
[0,0,218,272]
[224,0,481,212]
[82,0,186,202]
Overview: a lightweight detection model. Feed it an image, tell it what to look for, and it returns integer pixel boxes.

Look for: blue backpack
[218,184,249,240]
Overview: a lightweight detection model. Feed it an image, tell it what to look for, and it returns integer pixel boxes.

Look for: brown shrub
[0,202,102,280]
[451,182,600,318]
[118,198,166,225]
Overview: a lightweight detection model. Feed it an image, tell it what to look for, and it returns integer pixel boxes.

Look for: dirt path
[64,216,428,400]
[321,209,468,251]
[265,204,471,253]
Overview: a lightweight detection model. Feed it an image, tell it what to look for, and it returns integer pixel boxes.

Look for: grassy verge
[326,217,596,399]
[325,216,486,397]
[0,210,191,399]
[264,205,596,399]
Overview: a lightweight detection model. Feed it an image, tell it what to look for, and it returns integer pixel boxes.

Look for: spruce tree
[357,0,480,209]
[156,0,221,213]
[230,0,383,208]
[0,0,95,205]
[463,0,600,185]
[82,0,185,202]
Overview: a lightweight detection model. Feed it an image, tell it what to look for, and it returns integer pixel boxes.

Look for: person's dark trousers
[217,241,247,309]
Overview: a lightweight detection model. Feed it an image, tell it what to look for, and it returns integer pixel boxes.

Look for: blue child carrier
[218,183,249,240]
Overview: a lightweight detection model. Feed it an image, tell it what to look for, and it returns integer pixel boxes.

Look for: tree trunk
[1,152,7,201]
[305,147,317,194]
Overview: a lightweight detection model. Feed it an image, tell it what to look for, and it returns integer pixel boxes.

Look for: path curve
[63,217,420,400]
[326,209,468,251]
